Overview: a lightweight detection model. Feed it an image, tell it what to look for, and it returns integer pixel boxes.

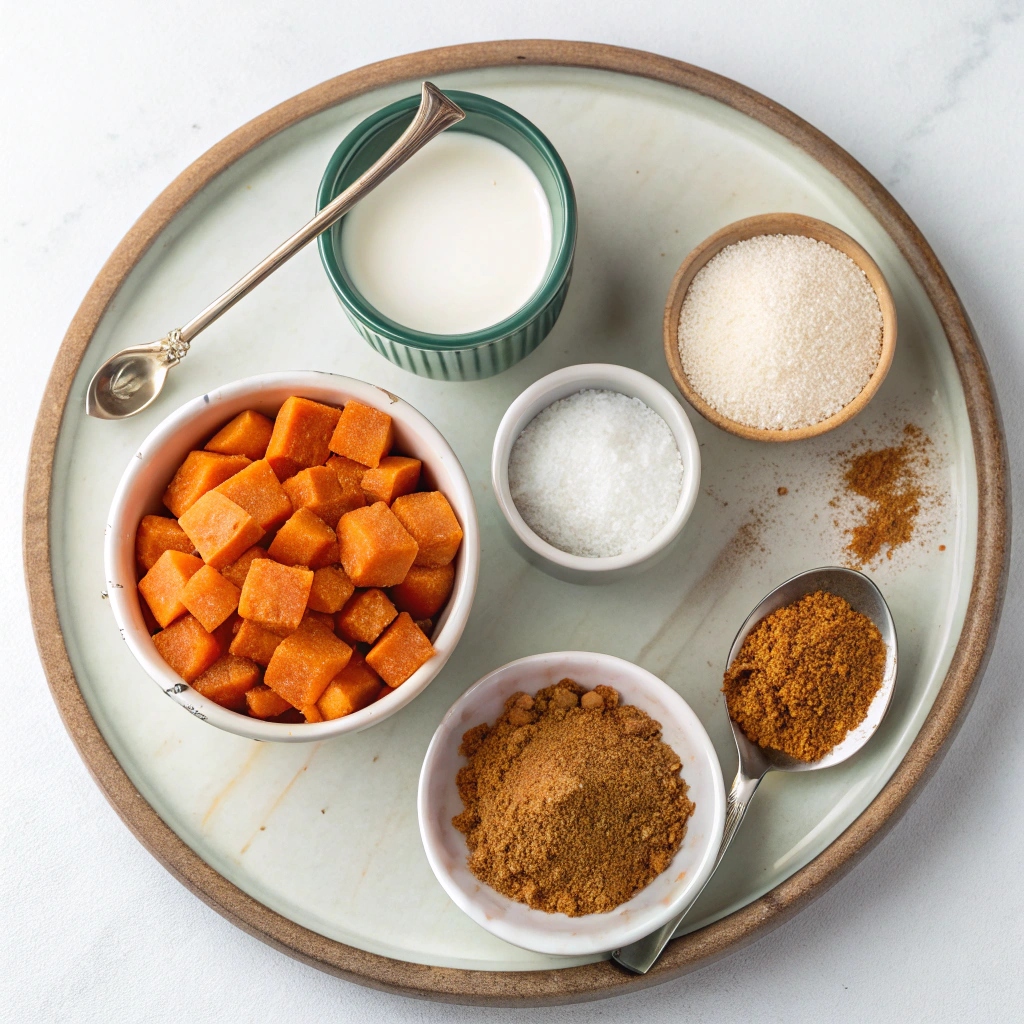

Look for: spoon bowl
[85,338,182,419]
[613,565,897,973]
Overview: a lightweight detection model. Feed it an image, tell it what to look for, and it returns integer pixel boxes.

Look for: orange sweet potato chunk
[245,685,292,719]
[389,563,455,620]
[220,546,271,590]
[268,507,338,570]
[365,612,435,687]
[264,618,353,708]
[135,515,194,573]
[205,410,275,461]
[192,655,261,710]
[178,491,265,569]
[329,400,393,468]
[326,455,370,514]
[181,564,241,633]
[265,396,341,480]
[317,651,383,720]
[238,559,313,635]
[360,456,422,506]
[390,491,463,567]
[282,466,348,529]
[152,614,222,682]
[214,459,293,532]
[138,550,205,628]
[307,566,355,614]
[336,589,397,644]
[337,501,418,588]
[163,451,251,518]
[301,704,324,723]
[229,618,284,667]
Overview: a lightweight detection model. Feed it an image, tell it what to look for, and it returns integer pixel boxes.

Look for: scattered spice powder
[453,679,694,916]
[842,424,930,564]
[723,592,886,762]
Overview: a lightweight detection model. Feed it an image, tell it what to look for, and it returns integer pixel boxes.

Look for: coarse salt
[677,234,883,430]
[508,389,683,558]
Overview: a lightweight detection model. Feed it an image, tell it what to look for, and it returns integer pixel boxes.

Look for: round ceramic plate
[26,42,1006,1005]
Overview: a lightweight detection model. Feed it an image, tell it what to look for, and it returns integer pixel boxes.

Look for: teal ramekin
[316,90,576,381]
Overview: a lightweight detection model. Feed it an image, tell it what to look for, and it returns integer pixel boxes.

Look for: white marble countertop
[2,1,1022,1020]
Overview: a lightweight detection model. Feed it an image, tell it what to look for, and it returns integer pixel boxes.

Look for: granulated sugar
[508,389,683,558]
[678,234,883,430]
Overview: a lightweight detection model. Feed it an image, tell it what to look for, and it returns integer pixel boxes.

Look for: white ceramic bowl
[105,371,480,742]
[417,651,725,957]
[490,364,702,583]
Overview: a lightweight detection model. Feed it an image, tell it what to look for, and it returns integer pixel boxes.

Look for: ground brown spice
[452,679,694,916]
[723,592,886,762]
[843,424,929,564]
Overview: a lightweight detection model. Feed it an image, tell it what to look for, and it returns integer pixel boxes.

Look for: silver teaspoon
[612,565,898,975]
[85,82,465,420]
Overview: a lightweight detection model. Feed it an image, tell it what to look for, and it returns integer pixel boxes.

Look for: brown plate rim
[23,40,1009,1007]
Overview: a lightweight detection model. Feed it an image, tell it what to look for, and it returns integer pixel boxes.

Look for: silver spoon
[85,82,465,420]
[612,565,898,974]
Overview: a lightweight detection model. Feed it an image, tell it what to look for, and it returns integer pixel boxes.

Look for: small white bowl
[417,651,725,957]
[490,364,701,584]
[105,371,480,742]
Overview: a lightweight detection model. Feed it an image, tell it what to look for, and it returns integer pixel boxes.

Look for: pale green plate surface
[50,66,974,971]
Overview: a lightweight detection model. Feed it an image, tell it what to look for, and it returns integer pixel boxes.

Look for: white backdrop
[2,1,1022,1020]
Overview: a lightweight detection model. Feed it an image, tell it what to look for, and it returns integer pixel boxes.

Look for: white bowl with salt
[491,364,701,583]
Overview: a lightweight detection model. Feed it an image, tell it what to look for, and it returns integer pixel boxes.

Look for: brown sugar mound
[452,679,695,916]
[723,591,886,762]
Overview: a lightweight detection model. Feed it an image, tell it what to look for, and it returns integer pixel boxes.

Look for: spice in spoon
[723,591,886,762]
[453,679,694,916]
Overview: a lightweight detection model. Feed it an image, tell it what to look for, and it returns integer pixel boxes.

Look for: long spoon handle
[177,82,464,344]
[610,766,763,975]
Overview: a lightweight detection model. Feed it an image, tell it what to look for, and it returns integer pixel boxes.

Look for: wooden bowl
[663,213,897,442]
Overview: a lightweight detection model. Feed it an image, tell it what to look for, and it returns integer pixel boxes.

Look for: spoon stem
[610,764,764,975]
[179,82,464,344]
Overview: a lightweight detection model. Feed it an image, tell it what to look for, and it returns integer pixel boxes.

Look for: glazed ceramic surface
[49,65,974,971]
[418,652,725,955]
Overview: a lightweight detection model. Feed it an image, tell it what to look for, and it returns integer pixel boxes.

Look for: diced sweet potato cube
[220,546,271,589]
[307,566,355,614]
[135,515,194,573]
[326,455,370,515]
[264,618,353,708]
[178,491,265,569]
[138,549,205,628]
[152,614,222,682]
[336,589,397,644]
[317,651,383,720]
[245,685,291,719]
[214,459,293,532]
[329,400,393,468]
[366,612,435,687]
[238,559,313,634]
[265,396,341,480]
[229,618,284,666]
[141,598,161,635]
[283,466,348,528]
[213,613,241,655]
[268,507,338,570]
[338,501,418,587]
[181,565,240,633]
[301,704,324,723]
[303,610,336,631]
[205,410,275,461]
[360,456,421,505]
[389,563,455,620]
[192,655,261,710]
[390,491,463,567]
[163,451,251,517]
